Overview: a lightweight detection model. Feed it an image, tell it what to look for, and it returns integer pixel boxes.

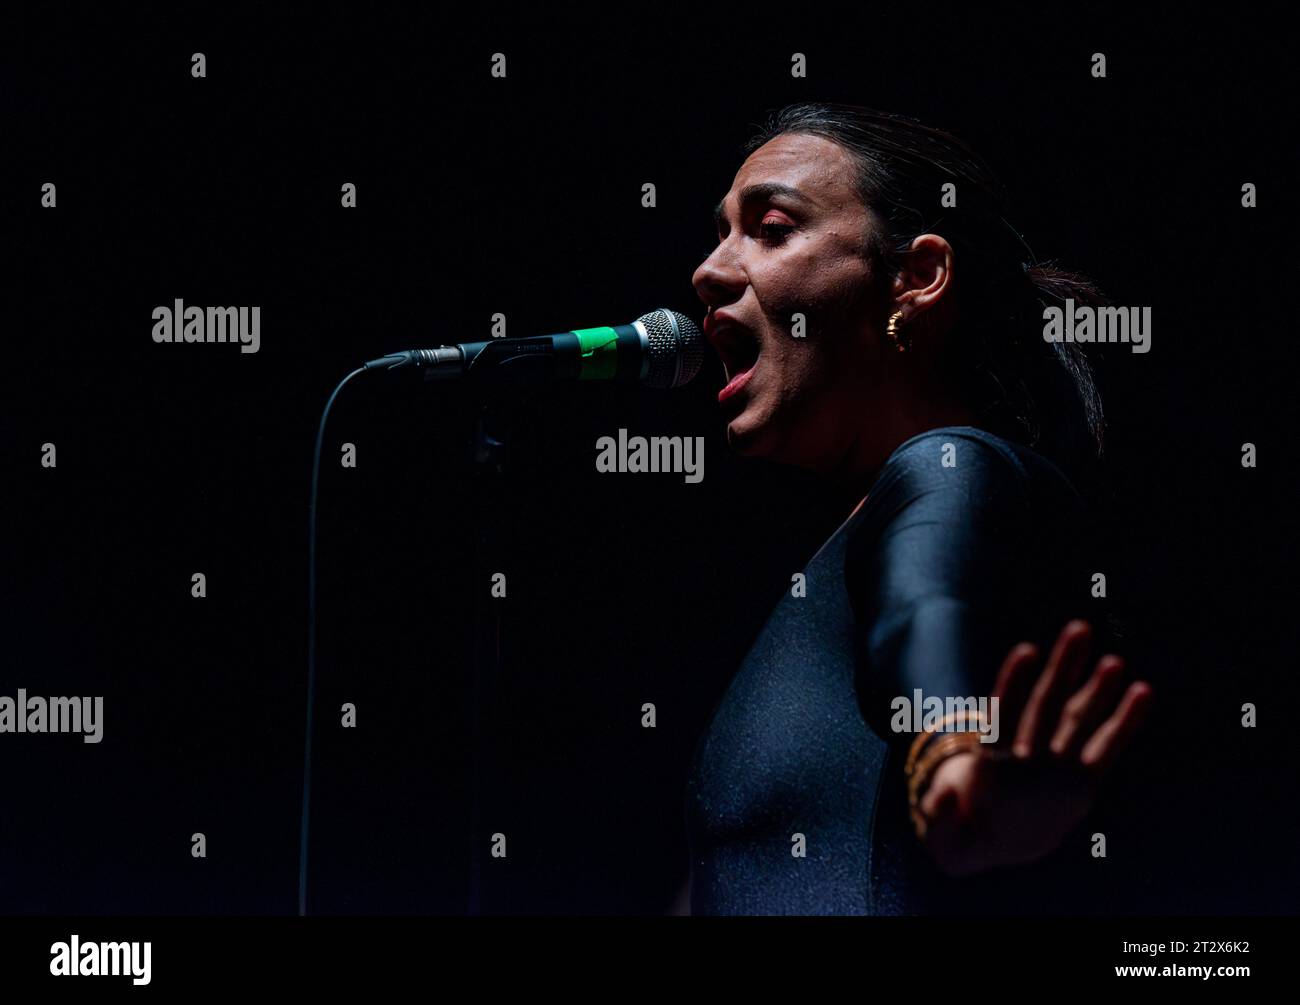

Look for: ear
[890,233,955,323]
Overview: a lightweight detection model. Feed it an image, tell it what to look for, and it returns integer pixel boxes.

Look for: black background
[4,7,1296,914]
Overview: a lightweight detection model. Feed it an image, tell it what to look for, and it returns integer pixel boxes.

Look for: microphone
[362,308,704,389]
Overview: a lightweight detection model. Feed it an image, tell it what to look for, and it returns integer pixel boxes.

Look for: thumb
[921,772,964,821]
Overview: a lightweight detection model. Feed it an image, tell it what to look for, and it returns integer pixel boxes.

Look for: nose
[692,239,746,311]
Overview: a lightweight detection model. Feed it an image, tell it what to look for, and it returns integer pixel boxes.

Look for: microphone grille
[638,308,704,389]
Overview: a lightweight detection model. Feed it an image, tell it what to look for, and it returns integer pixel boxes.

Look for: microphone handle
[366,325,649,383]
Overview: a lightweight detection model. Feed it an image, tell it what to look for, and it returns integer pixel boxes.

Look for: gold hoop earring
[886,310,909,353]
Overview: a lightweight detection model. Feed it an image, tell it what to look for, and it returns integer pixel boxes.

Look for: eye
[758,220,794,243]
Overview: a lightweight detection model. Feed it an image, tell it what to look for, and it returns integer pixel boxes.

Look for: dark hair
[743,102,1108,464]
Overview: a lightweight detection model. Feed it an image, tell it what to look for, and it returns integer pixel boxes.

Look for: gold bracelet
[906,732,985,840]
[907,732,982,804]
[903,710,988,776]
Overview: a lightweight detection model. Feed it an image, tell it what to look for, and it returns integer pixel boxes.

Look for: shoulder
[849,426,1081,536]
[843,426,1085,599]
[865,426,1054,498]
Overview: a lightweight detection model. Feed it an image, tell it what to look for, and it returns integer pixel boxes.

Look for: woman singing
[683,103,1154,915]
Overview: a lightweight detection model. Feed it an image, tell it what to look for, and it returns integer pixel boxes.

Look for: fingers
[1080,681,1155,777]
[990,642,1040,740]
[1012,620,1093,758]
[990,622,1153,782]
[1048,654,1128,759]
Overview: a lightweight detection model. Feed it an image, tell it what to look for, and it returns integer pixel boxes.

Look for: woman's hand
[916,619,1153,877]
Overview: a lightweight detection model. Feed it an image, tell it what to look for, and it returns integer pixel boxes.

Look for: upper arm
[845,433,1065,742]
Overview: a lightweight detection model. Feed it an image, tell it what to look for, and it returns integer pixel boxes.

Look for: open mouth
[711,324,761,384]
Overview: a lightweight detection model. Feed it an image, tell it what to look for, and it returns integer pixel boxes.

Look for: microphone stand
[465,386,531,915]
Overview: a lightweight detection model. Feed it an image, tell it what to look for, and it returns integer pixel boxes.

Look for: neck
[825,390,979,512]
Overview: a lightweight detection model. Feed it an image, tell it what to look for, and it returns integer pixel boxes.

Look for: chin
[724,416,762,456]
[725,411,782,461]
[728,413,828,472]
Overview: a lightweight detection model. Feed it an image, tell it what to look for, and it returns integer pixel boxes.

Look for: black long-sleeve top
[684,425,1131,914]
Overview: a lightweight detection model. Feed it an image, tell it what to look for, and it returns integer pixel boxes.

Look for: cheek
[752,249,875,343]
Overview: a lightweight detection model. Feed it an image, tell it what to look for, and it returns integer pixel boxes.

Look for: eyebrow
[713,182,816,228]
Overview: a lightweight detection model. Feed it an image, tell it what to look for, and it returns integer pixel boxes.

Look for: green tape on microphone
[571,326,620,381]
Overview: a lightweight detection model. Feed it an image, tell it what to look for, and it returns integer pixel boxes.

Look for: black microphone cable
[296,311,697,914]
[300,366,365,917]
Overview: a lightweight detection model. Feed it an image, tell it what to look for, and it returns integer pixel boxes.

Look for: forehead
[725,133,860,208]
